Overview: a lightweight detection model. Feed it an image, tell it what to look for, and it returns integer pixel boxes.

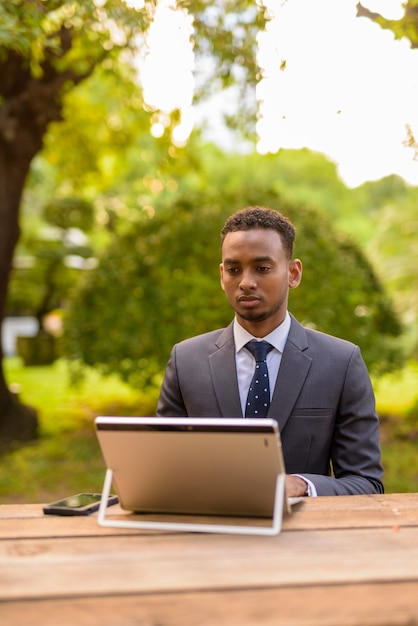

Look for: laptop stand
[97,467,286,536]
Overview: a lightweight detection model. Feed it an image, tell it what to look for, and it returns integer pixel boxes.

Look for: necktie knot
[245,340,273,363]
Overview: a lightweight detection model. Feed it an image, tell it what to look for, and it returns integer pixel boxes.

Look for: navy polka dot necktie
[245,340,273,418]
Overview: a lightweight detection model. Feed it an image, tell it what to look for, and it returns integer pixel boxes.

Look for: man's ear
[289,259,302,289]
[219,263,225,291]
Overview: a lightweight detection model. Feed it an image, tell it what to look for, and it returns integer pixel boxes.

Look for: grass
[373,361,418,494]
[0,357,158,504]
[0,357,417,504]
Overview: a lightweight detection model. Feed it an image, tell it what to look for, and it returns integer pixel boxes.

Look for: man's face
[220,228,302,336]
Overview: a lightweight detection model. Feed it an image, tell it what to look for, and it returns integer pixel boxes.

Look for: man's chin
[237,310,269,323]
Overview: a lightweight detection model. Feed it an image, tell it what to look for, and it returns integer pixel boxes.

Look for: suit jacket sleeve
[290,343,384,496]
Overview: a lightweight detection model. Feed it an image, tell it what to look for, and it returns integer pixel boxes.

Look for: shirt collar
[233,311,291,354]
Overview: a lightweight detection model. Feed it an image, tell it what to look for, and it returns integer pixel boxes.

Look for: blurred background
[0,0,417,501]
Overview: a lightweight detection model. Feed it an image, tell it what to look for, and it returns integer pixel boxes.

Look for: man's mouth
[238,295,260,307]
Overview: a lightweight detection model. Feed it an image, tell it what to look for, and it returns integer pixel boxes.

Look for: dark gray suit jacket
[157,315,384,496]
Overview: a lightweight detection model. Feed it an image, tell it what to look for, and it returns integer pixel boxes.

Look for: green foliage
[7,234,74,319]
[181,146,368,239]
[38,62,178,220]
[43,197,95,231]
[372,360,418,415]
[1,0,264,130]
[380,439,418,493]
[0,0,148,75]
[7,197,95,322]
[357,1,418,49]
[406,395,418,431]
[63,188,403,389]
[353,175,411,212]
[366,195,418,358]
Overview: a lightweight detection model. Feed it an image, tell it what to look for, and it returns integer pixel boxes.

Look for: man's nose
[239,270,256,290]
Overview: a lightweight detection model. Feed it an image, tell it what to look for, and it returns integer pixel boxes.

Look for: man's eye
[257,266,271,272]
[226,267,239,274]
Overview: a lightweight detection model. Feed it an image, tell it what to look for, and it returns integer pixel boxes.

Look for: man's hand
[286,474,308,497]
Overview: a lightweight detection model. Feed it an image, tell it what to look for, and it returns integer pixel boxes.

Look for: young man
[157,206,384,497]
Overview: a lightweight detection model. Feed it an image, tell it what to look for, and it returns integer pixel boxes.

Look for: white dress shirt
[233,311,291,415]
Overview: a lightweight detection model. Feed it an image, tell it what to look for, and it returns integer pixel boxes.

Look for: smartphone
[43,493,118,516]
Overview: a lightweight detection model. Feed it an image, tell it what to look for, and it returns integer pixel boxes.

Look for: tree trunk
[0,49,75,445]
[0,370,38,447]
[0,96,43,445]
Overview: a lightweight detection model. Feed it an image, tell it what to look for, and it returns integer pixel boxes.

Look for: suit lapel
[207,317,312,422]
[209,324,242,417]
[268,316,312,432]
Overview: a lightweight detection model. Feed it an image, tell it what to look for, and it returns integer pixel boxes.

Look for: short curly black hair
[221,206,296,258]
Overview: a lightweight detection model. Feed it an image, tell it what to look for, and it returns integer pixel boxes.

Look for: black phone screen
[52,494,102,509]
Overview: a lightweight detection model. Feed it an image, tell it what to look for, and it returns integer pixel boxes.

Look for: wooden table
[1,493,418,625]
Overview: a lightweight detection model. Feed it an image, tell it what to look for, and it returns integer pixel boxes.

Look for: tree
[367,194,418,357]
[357,1,418,47]
[353,0,418,363]
[63,188,403,393]
[0,0,266,444]
[7,196,95,366]
[0,0,146,443]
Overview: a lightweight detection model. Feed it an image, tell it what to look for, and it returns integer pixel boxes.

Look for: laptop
[95,416,299,535]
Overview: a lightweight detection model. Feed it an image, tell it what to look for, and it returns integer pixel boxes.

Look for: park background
[0,0,417,502]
